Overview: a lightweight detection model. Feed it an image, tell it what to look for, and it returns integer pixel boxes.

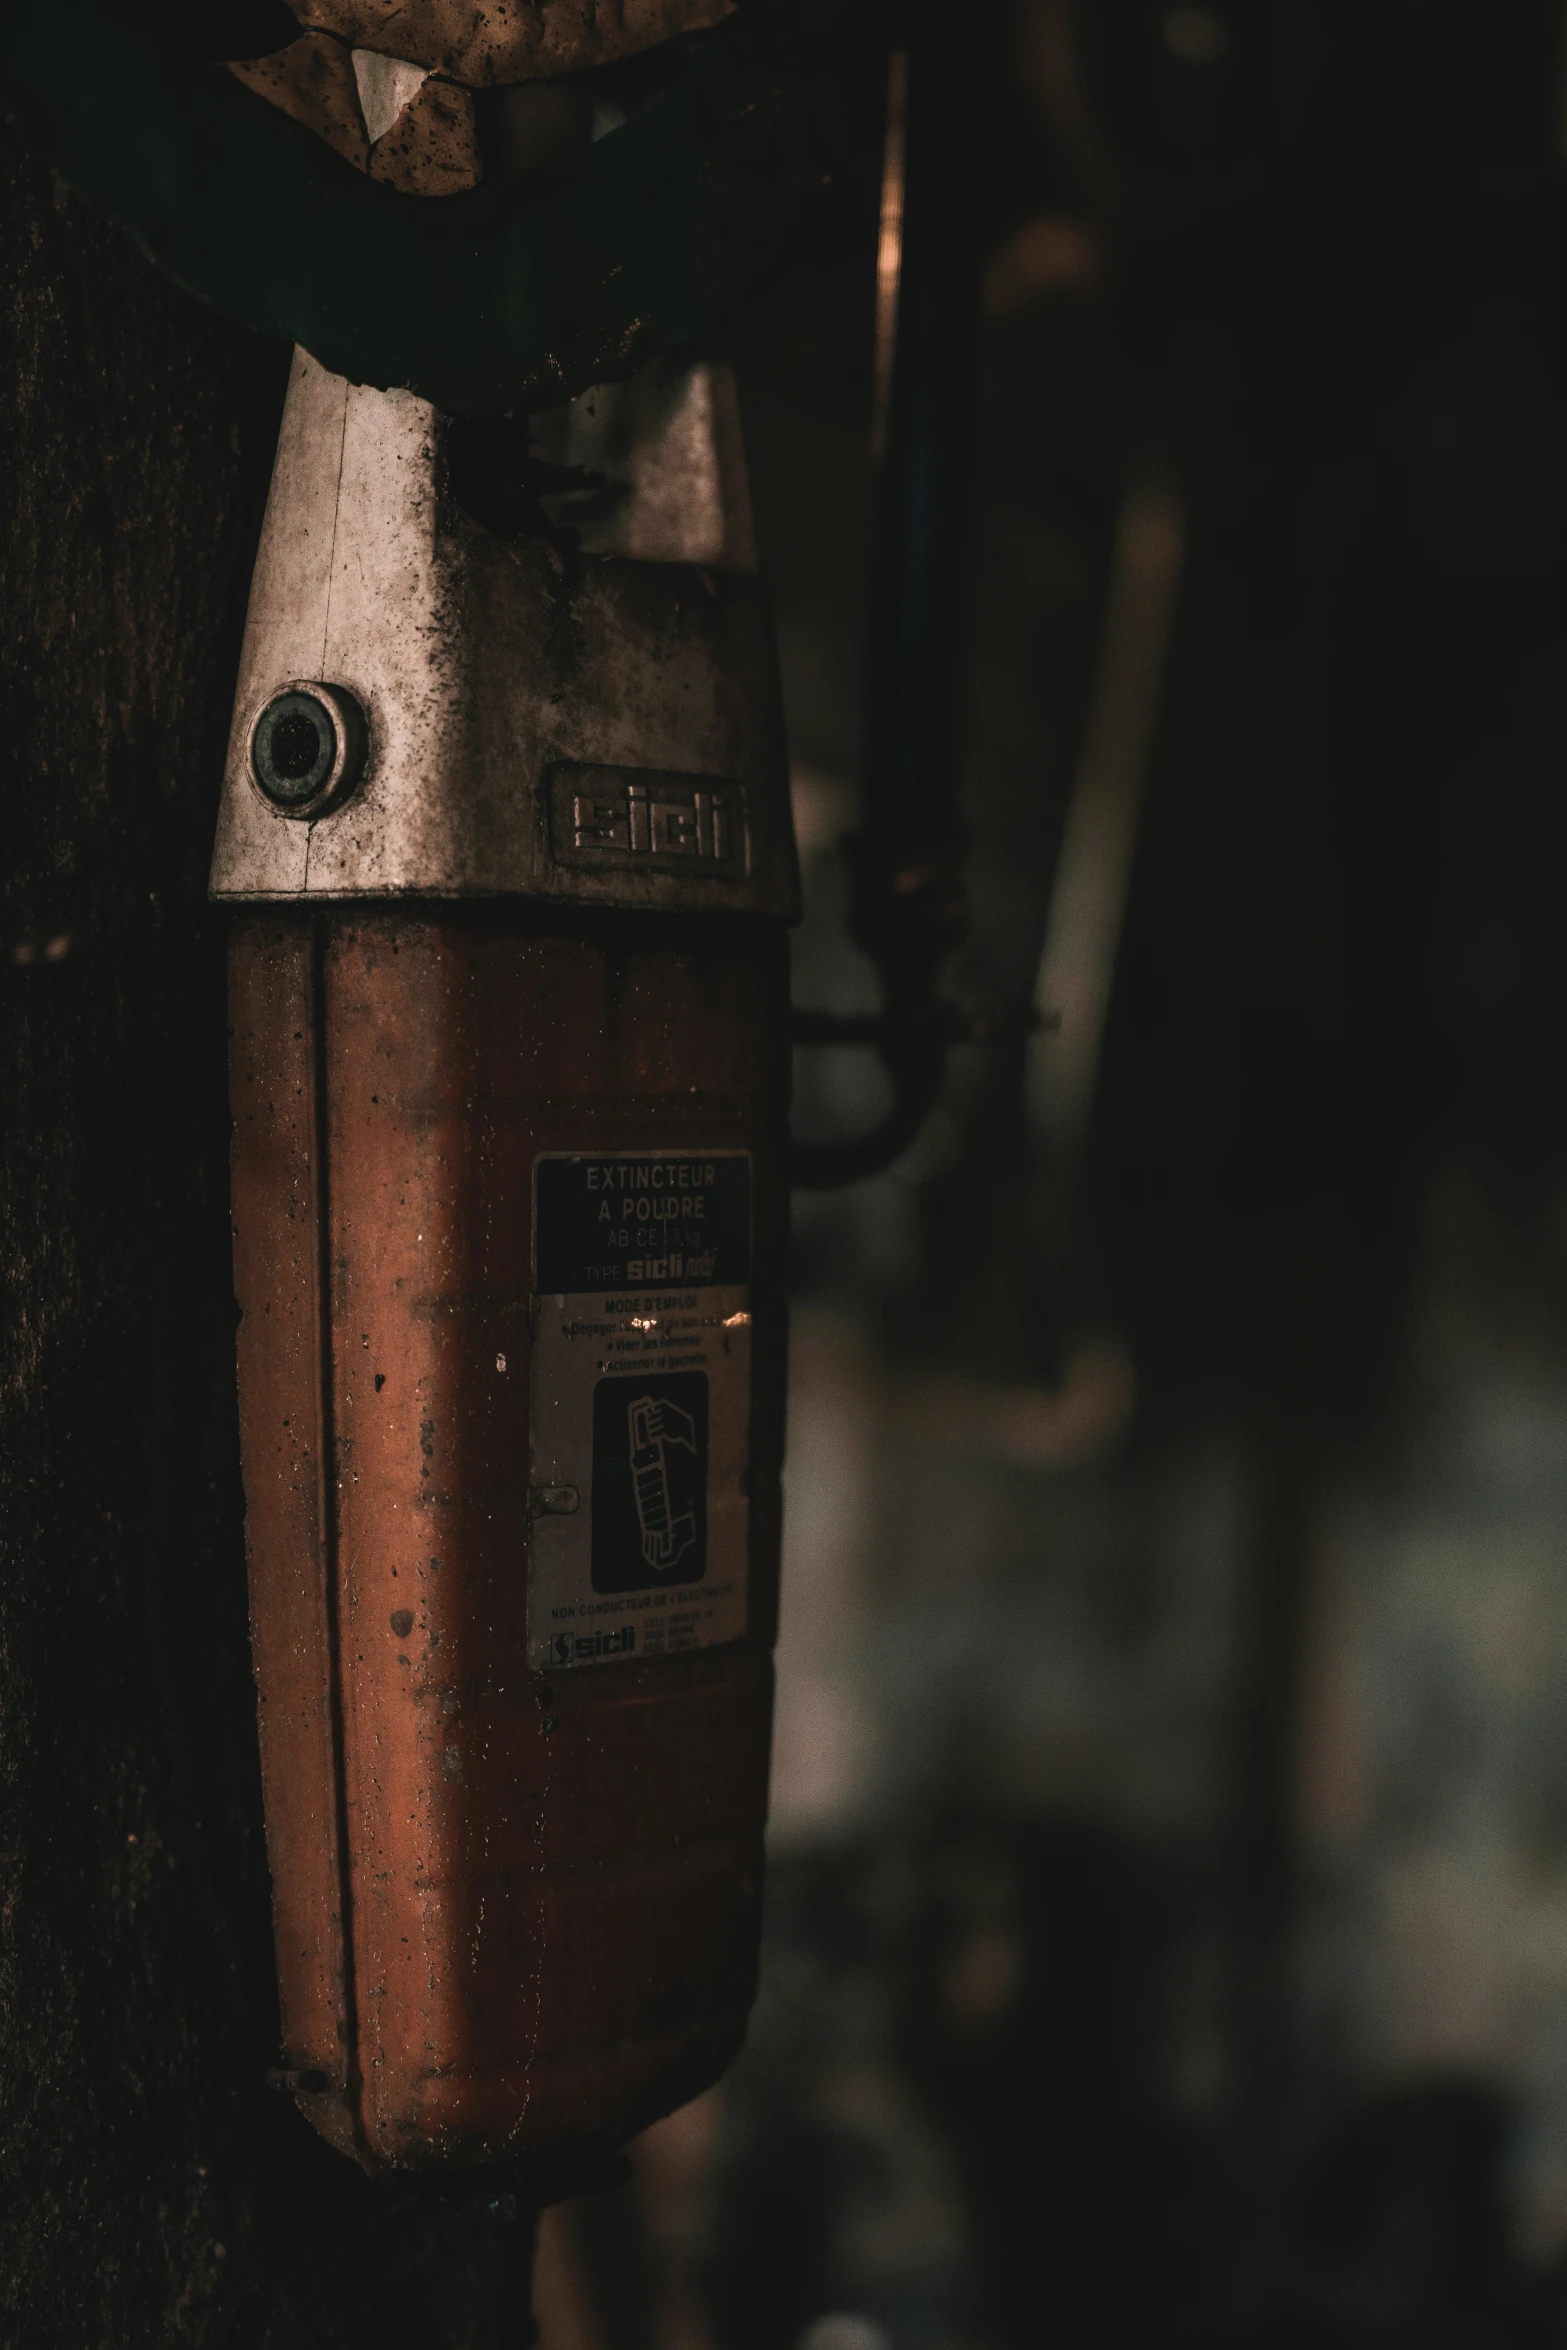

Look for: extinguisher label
[527,1152,753,1669]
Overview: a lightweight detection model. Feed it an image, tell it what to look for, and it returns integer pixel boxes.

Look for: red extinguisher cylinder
[228,908,788,2171]
[216,346,797,2172]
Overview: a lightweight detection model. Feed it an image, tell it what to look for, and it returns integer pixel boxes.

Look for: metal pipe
[792,2,979,1189]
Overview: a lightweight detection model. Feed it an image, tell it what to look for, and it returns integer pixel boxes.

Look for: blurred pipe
[792,3,977,1189]
[1027,477,1185,1161]
[870,44,908,467]
[854,2,974,914]
[631,2088,728,2350]
[532,2204,609,2350]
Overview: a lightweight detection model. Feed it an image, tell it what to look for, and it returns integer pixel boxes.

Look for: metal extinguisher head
[213,347,798,916]
[214,351,797,2174]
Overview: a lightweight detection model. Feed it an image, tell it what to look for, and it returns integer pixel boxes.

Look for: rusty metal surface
[230,42,482,195]
[228,920,359,2157]
[209,354,795,916]
[282,0,734,86]
[363,72,480,192]
[228,908,788,2170]
[229,33,372,170]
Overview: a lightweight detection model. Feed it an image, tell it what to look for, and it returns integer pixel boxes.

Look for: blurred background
[543,4,1567,2344]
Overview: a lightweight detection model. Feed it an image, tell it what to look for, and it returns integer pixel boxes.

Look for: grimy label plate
[528,1151,752,1671]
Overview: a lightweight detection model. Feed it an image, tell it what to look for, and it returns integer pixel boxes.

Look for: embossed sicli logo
[548,763,748,879]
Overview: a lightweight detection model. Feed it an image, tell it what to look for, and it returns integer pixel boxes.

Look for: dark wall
[0,138,531,2348]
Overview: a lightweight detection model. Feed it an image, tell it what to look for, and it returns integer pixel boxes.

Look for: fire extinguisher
[191,0,973,2181]
[211,345,797,2173]
[0,0,977,2196]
